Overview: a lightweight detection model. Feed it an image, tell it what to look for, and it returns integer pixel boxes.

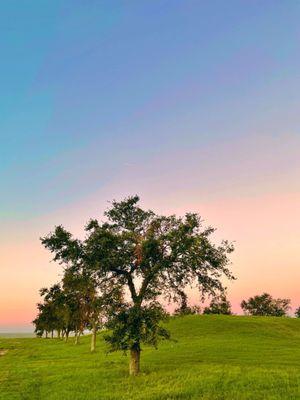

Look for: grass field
[1,315,300,400]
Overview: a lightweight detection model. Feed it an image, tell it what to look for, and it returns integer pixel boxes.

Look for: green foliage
[203,294,232,315]
[40,195,234,373]
[241,293,290,317]
[86,197,234,358]
[104,302,170,352]
[1,316,300,399]
[33,284,66,336]
[295,307,300,318]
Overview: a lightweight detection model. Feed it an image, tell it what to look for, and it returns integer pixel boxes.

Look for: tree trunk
[64,331,69,342]
[91,323,97,352]
[57,329,61,339]
[74,331,79,345]
[51,330,54,339]
[45,331,48,339]
[129,347,141,376]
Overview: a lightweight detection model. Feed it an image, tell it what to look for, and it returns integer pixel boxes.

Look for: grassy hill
[1,315,300,399]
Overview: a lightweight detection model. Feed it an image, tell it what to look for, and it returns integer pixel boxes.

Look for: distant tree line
[33,270,122,350]
[174,293,232,316]
[174,292,298,318]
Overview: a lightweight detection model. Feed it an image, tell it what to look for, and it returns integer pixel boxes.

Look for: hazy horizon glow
[1,1,300,331]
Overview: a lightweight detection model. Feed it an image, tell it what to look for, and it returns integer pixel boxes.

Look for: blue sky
[1,0,300,219]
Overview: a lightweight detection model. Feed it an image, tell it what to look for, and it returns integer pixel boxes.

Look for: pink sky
[1,180,299,331]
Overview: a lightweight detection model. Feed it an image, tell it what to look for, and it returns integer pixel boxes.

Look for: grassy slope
[0,315,300,400]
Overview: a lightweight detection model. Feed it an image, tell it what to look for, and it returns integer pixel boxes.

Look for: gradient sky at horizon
[1,1,300,331]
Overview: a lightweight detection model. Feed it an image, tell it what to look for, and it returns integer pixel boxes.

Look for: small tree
[203,294,232,315]
[295,307,300,318]
[241,293,290,317]
[33,284,66,338]
[41,196,234,375]
[75,271,123,353]
[33,303,51,337]
[63,277,85,344]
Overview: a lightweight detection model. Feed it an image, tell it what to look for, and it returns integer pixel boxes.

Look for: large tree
[41,195,234,375]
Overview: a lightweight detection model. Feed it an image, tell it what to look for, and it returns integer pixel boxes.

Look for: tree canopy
[203,294,232,315]
[241,293,290,317]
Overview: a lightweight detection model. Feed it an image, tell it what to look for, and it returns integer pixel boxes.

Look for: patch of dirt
[0,349,8,356]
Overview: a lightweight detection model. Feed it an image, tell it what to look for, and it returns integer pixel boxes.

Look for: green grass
[1,315,300,399]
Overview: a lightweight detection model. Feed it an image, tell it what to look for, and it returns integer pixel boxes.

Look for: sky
[1,0,300,331]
